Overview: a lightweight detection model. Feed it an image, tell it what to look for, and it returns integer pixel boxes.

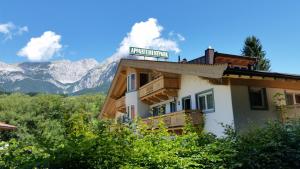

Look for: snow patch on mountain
[49,59,99,84]
[0,61,23,73]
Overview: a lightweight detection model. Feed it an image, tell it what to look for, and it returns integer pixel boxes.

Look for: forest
[0,93,300,169]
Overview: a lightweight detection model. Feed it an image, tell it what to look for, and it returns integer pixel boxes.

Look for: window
[248,87,268,110]
[152,104,166,116]
[296,94,300,104]
[170,101,176,113]
[127,73,136,92]
[196,89,215,112]
[182,96,191,110]
[285,93,294,105]
[140,73,149,87]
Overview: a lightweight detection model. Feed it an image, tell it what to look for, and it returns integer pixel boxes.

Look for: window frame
[248,87,269,110]
[169,101,177,113]
[127,73,136,92]
[284,91,300,105]
[195,89,215,113]
[151,104,166,116]
[182,96,191,110]
[285,92,295,106]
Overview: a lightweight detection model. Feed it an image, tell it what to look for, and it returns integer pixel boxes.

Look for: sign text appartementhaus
[129,47,169,59]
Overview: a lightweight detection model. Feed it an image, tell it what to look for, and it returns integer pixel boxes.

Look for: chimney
[205,46,215,64]
[181,58,187,63]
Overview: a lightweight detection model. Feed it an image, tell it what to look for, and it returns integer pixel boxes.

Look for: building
[99,48,300,136]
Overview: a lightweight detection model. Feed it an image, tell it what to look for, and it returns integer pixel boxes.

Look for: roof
[224,69,300,80]
[214,52,257,61]
[0,122,17,131]
[120,59,228,79]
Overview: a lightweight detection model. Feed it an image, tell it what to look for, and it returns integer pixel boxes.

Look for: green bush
[0,93,300,168]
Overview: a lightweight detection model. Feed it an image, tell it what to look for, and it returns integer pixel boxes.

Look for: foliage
[0,93,300,168]
[242,35,271,71]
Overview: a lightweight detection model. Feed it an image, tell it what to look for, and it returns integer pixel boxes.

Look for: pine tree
[242,36,271,71]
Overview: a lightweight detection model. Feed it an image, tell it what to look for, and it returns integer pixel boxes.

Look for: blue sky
[0,0,300,74]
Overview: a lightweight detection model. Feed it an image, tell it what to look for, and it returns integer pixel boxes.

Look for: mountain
[0,58,118,95]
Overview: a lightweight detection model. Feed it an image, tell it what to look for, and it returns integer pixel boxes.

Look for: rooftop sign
[129,47,169,59]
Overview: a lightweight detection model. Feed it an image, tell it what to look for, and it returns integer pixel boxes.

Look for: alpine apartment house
[99,48,300,136]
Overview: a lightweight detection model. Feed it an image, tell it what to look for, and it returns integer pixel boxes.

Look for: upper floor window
[285,92,294,105]
[249,87,268,110]
[182,96,191,110]
[285,92,300,105]
[127,73,136,92]
[196,89,215,113]
[140,73,149,87]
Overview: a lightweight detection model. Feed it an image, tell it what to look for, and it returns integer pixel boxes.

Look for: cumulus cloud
[17,31,62,61]
[108,18,183,62]
[0,22,28,40]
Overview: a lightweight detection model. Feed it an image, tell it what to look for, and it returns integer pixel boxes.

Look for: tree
[242,36,271,71]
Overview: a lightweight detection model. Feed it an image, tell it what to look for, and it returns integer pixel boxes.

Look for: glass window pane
[198,96,206,111]
[295,94,300,104]
[286,93,294,105]
[250,88,263,107]
[152,106,159,116]
[131,74,136,91]
[160,105,166,115]
[127,76,130,92]
[207,93,214,109]
[249,87,268,109]
[170,102,176,113]
[182,97,191,110]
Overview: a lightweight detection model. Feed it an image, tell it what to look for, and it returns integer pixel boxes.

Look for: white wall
[125,91,149,119]
[177,75,235,137]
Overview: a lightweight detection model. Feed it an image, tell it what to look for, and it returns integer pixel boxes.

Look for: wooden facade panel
[228,78,300,90]
[139,76,180,100]
[115,96,126,113]
[142,110,203,129]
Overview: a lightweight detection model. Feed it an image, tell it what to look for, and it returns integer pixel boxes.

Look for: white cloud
[177,33,185,41]
[16,26,29,35]
[107,18,182,62]
[0,22,28,40]
[0,22,14,34]
[17,31,62,61]
[168,31,185,41]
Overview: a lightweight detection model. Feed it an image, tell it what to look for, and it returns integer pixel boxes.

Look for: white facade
[134,75,235,137]
[176,75,234,136]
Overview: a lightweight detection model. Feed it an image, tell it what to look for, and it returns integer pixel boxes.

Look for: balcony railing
[142,110,203,130]
[139,76,180,103]
[115,96,126,112]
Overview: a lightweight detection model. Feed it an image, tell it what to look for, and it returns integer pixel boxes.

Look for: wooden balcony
[139,76,180,105]
[115,96,126,113]
[142,110,203,131]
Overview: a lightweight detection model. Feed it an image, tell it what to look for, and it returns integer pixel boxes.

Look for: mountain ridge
[0,58,118,95]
